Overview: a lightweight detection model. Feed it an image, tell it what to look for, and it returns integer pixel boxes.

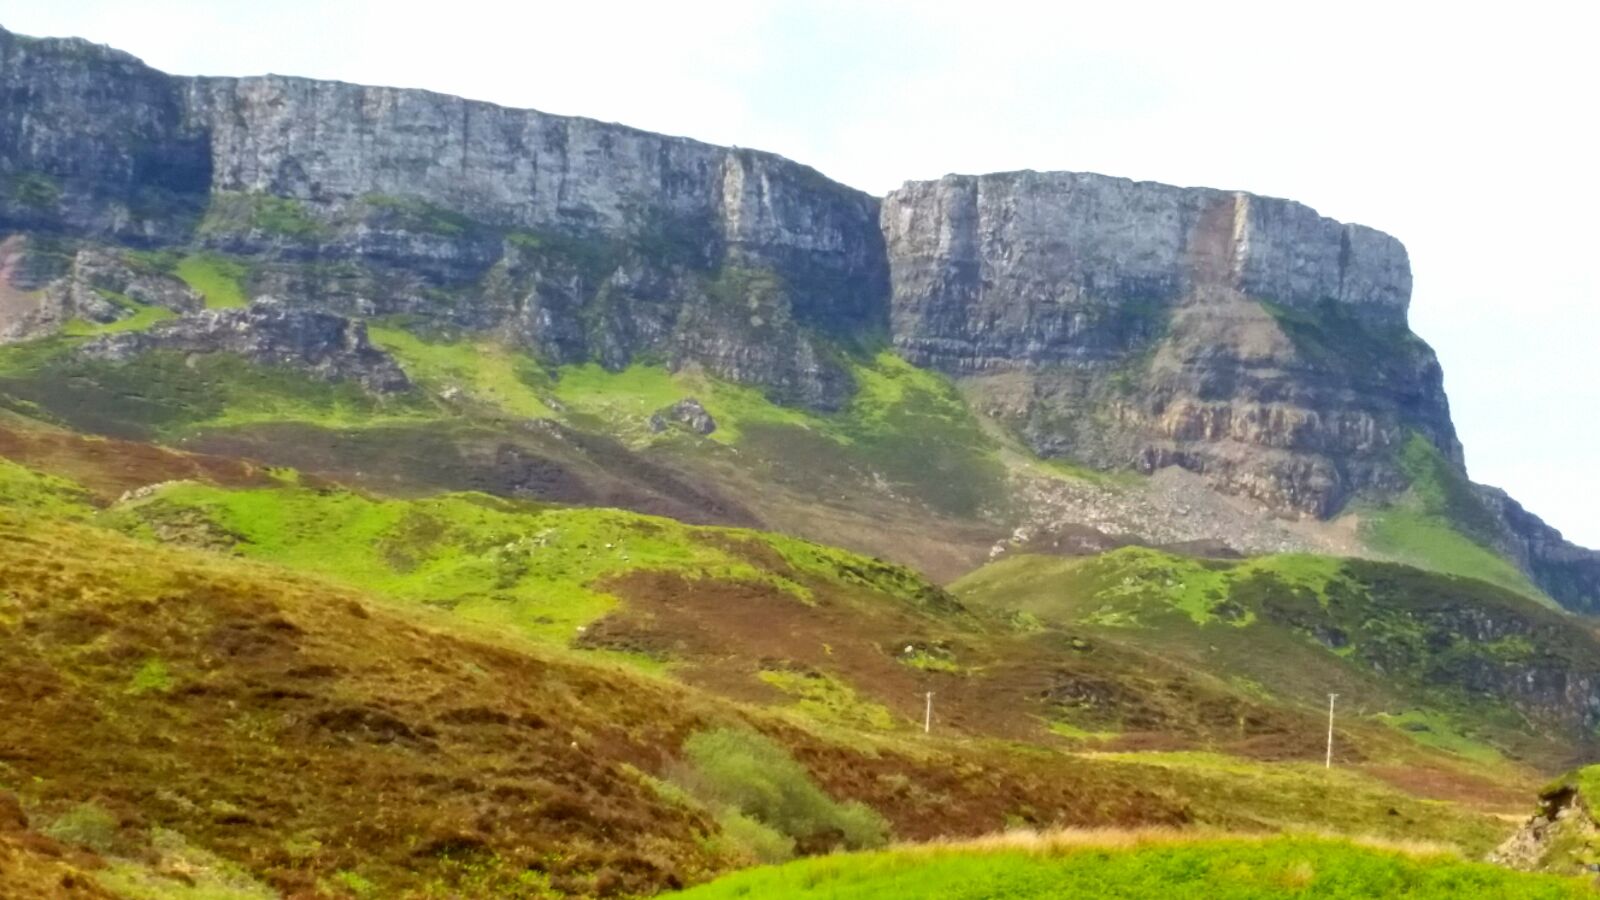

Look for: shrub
[44,801,119,852]
[715,808,796,864]
[674,728,888,854]
[127,658,175,695]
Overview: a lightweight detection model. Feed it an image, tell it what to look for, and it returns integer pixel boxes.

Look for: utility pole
[924,692,933,734]
[1325,693,1339,769]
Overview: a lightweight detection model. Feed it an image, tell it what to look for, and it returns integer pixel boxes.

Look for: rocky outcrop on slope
[1491,767,1600,874]
[1476,486,1600,615]
[80,299,410,392]
[0,236,200,341]
[883,171,1458,517]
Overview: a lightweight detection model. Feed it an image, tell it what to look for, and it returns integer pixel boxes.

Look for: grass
[42,802,120,853]
[107,482,903,646]
[956,548,1349,627]
[550,360,812,445]
[59,289,177,336]
[360,193,478,237]
[125,658,176,696]
[368,324,555,420]
[758,669,900,731]
[1261,298,1428,382]
[1080,751,1507,849]
[0,458,96,520]
[670,728,889,863]
[1376,711,1504,766]
[96,827,279,899]
[1361,434,1546,601]
[672,831,1591,899]
[175,253,250,309]
[1363,509,1542,600]
[550,349,1006,516]
[5,171,62,210]
[0,347,432,437]
[0,514,737,897]
[0,458,1551,896]
[60,305,175,335]
[954,547,1599,765]
[201,192,325,239]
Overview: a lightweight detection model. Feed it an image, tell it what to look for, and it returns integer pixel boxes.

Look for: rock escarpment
[80,299,410,393]
[882,172,1456,517]
[0,235,203,341]
[3,23,1599,610]
[0,25,883,408]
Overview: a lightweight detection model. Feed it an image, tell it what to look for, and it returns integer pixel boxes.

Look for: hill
[0,442,1570,897]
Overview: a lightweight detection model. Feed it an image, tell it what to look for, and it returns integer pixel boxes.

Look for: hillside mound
[1492,766,1600,876]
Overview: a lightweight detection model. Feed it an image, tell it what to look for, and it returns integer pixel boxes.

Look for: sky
[4,0,1598,544]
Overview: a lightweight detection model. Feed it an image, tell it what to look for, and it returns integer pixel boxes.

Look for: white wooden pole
[1325,693,1339,768]
[924,692,933,734]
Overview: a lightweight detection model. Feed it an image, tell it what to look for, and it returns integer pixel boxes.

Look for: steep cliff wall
[883,171,1457,516]
[0,29,209,241]
[0,25,884,407]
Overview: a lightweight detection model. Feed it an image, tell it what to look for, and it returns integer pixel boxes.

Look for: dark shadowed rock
[79,299,410,392]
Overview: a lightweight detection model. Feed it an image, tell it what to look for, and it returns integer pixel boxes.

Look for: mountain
[2,24,1595,612]
[3,22,1600,899]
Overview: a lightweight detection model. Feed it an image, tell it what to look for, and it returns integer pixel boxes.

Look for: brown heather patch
[0,514,1196,897]
[0,422,274,501]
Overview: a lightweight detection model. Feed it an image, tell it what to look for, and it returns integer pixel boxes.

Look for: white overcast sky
[4,0,1598,544]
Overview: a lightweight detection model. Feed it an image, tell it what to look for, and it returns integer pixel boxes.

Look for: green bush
[676,728,888,855]
[44,801,119,852]
[715,808,796,864]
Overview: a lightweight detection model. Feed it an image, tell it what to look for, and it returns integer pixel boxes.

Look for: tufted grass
[672,832,1591,899]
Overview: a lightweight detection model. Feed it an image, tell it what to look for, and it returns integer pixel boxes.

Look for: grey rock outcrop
[650,397,717,435]
[1489,769,1600,873]
[882,172,1410,371]
[1475,486,1600,615]
[80,298,410,393]
[0,236,200,340]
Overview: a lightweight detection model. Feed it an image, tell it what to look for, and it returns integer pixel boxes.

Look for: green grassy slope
[108,479,946,651]
[1360,435,1545,599]
[954,548,1600,767]
[0,428,1574,896]
[673,833,1590,899]
[1,489,1519,898]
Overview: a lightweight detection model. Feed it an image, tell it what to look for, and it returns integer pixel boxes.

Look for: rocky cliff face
[883,171,1457,517]
[80,298,411,393]
[2,24,1598,610]
[1475,486,1600,615]
[0,24,883,408]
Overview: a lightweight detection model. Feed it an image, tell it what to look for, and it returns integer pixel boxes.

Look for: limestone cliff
[882,171,1457,517]
[0,24,884,408]
[2,23,1598,611]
